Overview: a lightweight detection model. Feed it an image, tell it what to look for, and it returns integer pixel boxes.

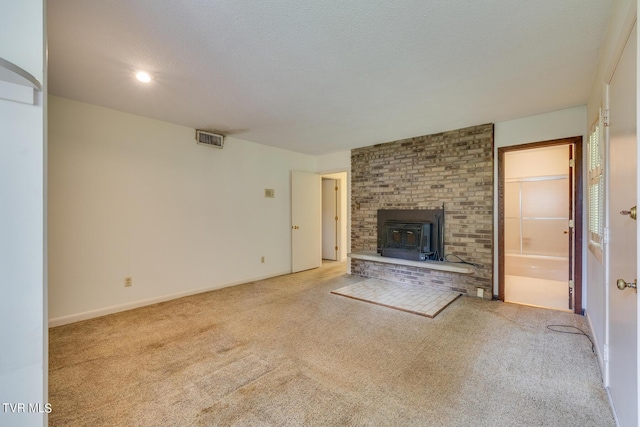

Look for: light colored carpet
[331,278,461,318]
[49,261,615,426]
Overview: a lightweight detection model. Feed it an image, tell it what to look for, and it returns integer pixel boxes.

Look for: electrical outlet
[125,277,132,287]
[476,287,484,299]
[261,256,265,264]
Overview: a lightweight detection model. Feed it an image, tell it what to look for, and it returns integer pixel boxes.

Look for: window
[588,109,604,256]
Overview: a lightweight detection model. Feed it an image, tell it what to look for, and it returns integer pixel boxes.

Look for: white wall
[0,1,47,426]
[495,106,587,148]
[494,106,588,298]
[1,2,44,82]
[48,96,316,324]
[587,0,638,124]
[317,150,350,174]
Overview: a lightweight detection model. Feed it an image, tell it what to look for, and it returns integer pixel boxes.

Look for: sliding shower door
[503,145,573,312]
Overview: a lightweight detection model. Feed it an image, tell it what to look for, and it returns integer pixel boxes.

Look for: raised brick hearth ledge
[348,251,474,274]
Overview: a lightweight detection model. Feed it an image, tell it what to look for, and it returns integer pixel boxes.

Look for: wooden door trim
[497,136,584,314]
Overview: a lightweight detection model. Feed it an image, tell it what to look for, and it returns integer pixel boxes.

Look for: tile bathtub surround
[351,123,494,298]
[332,278,461,318]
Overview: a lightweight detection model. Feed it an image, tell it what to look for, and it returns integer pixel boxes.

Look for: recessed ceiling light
[135,71,152,83]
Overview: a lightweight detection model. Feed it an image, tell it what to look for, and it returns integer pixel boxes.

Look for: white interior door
[322,178,338,260]
[291,171,322,273]
[607,23,637,427]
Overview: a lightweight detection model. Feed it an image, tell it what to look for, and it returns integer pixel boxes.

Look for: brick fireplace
[350,123,494,298]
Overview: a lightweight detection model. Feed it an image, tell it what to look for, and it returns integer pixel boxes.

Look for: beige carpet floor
[49,261,615,426]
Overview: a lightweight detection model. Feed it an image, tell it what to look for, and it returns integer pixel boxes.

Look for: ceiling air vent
[196,130,224,149]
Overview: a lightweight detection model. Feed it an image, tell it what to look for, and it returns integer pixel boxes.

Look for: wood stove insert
[377,206,444,262]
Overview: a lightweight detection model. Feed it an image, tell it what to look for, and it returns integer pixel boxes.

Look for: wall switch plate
[264,189,275,198]
[476,288,484,298]
[261,256,265,263]
[125,277,132,287]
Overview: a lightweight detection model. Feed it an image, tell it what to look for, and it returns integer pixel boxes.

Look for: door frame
[497,136,584,314]
[321,177,339,260]
[319,170,350,263]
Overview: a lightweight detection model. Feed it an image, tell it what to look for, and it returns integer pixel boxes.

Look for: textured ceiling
[48,0,612,156]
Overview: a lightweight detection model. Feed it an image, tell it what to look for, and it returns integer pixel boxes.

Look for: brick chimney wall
[350,123,494,297]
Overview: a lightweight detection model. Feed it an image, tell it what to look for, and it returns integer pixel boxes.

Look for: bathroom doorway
[498,137,583,313]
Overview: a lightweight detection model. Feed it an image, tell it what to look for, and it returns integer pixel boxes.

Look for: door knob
[620,206,637,220]
[616,278,637,292]
[292,225,299,230]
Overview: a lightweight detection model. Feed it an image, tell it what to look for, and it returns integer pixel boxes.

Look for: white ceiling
[47,0,612,156]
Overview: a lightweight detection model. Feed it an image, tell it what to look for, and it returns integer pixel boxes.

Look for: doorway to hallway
[321,172,348,263]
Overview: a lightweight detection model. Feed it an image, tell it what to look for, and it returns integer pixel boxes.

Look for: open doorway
[498,137,583,313]
[321,172,348,262]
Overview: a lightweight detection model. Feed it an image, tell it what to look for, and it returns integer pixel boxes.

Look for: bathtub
[504,253,568,282]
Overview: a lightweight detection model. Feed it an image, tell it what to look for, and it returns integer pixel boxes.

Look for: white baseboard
[584,310,606,384]
[48,270,291,328]
[605,387,621,427]
[585,311,620,426]
[575,311,622,426]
